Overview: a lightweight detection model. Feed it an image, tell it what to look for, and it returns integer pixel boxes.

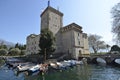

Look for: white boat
[63,60,73,67]
[28,64,48,74]
[67,60,83,65]
[67,60,76,66]
[56,62,66,69]
[60,61,71,67]
[96,57,106,66]
[49,62,58,69]
[28,64,40,73]
[17,63,35,72]
[75,61,83,65]
[114,59,120,65]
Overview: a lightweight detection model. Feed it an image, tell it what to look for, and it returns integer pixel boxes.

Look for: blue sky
[0,0,120,45]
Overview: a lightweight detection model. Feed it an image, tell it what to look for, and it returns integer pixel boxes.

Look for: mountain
[0,39,15,48]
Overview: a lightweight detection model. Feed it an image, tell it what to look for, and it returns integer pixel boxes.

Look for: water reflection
[24,65,91,80]
[89,65,120,80]
[76,65,90,80]
[0,63,120,80]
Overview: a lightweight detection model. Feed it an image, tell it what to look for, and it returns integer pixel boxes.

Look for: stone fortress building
[26,3,90,59]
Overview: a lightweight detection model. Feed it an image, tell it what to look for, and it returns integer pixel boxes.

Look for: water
[0,64,120,80]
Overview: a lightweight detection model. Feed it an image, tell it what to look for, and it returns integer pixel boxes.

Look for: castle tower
[40,2,63,35]
[26,1,90,58]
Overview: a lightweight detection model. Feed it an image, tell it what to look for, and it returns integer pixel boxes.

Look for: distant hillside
[0,39,15,48]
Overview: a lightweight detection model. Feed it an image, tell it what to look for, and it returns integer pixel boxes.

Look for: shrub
[20,50,26,56]
[8,48,21,56]
[110,45,120,53]
[0,49,8,56]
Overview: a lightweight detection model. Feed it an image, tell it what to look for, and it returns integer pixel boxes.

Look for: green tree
[20,44,26,50]
[0,45,7,50]
[15,43,26,50]
[15,43,26,55]
[9,47,14,51]
[15,43,19,48]
[110,45,120,53]
[20,50,26,56]
[0,49,8,56]
[111,2,120,45]
[0,41,7,50]
[8,48,21,56]
[39,28,56,61]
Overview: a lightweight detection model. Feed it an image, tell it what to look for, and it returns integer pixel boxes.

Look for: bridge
[87,53,120,64]
[0,53,120,65]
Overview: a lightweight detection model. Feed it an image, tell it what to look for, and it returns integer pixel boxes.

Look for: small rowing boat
[17,63,35,72]
[28,64,40,73]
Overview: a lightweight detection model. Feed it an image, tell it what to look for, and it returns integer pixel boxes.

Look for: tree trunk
[44,48,46,62]
[92,46,97,53]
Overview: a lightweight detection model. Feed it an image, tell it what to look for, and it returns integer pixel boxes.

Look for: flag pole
[48,0,50,7]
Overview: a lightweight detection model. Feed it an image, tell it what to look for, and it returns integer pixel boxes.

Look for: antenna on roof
[48,0,50,7]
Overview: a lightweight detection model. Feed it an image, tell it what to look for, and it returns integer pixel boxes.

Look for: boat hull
[28,65,40,73]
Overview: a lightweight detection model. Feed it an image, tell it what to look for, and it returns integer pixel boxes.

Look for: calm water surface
[0,64,120,80]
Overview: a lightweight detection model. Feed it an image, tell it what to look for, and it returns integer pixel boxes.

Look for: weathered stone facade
[60,23,90,59]
[26,34,40,55]
[41,6,63,35]
[26,6,90,59]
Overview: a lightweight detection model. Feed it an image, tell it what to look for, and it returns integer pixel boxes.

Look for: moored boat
[49,62,58,69]
[28,64,48,74]
[28,64,40,73]
[17,63,35,72]
[64,60,75,66]
[56,62,66,69]
[60,61,71,67]
[75,61,83,65]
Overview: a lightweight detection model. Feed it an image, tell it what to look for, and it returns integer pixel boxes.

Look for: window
[79,50,82,57]
[78,33,80,36]
[78,41,80,45]
[34,47,36,50]
[79,50,81,54]
[78,37,80,40]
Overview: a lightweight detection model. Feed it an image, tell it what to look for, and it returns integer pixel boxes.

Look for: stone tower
[40,6,63,35]
[40,3,64,53]
[26,1,90,58]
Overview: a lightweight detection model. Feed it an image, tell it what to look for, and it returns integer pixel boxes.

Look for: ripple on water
[0,64,120,80]
[0,66,25,80]
[89,65,120,80]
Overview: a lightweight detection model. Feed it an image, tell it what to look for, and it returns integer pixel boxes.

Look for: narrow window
[78,41,80,45]
[78,33,80,36]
